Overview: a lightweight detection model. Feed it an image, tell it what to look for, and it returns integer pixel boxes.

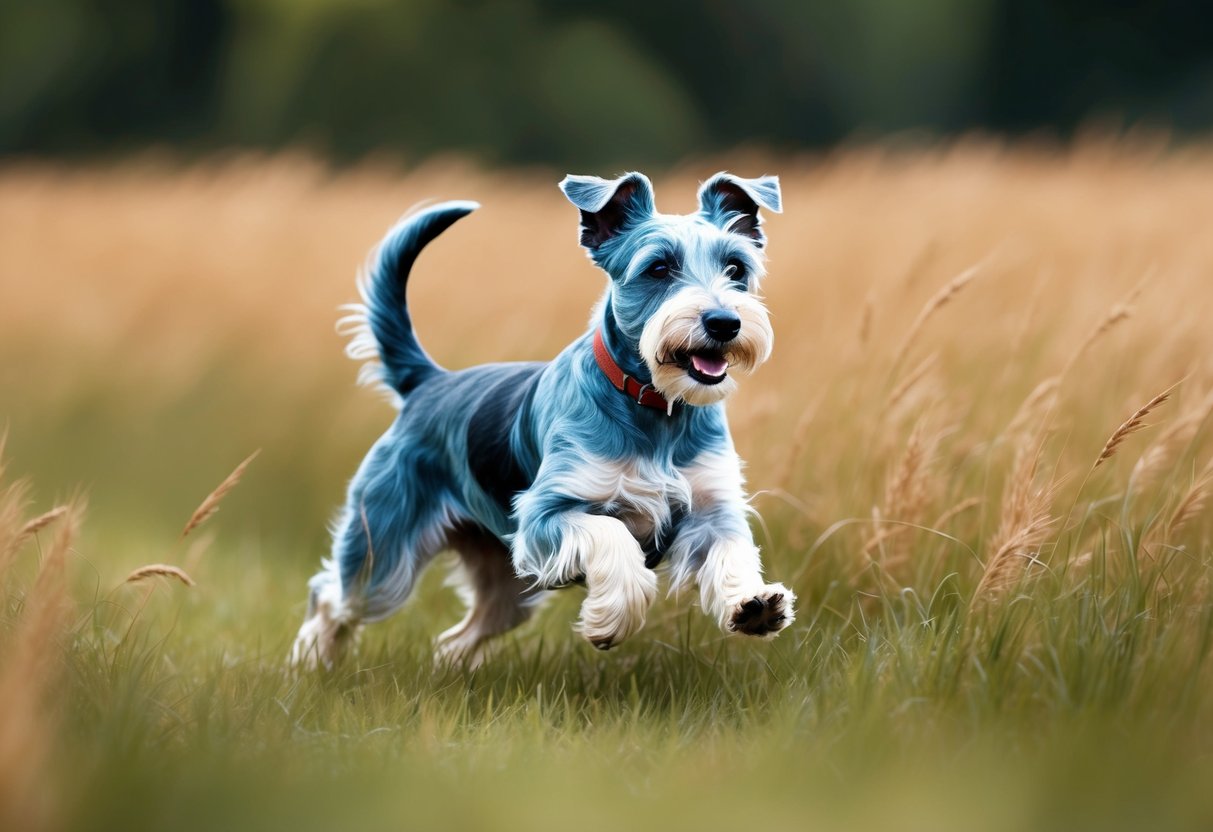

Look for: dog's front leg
[567,514,658,649]
[671,452,796,638]
[696,538,795,638]
[515,494,657,650]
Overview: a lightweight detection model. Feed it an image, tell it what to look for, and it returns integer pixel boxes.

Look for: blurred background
[5,4,1213,830]
[2,0,1213,567]
[3,0,1213,169]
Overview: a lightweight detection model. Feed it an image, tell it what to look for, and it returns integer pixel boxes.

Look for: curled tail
[342,201,479,397]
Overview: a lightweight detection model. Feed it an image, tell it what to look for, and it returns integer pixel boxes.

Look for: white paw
[726,583,796,639]
[433,635,489,671]
[577,567,658,650]
[288,599,358,672]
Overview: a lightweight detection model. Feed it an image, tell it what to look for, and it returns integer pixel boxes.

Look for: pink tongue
[691,354,728,377]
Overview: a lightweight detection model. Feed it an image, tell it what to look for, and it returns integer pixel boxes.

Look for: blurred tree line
[2,0,1211,169]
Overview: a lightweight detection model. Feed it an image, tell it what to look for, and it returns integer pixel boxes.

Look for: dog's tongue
[691,354,728,377]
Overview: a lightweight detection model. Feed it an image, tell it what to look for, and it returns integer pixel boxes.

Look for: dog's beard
[637,283,773,407]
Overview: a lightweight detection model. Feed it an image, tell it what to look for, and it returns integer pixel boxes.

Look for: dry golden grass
[180,448,260,538]
[976,440,1058,599]
[3,141,1213,584]
[0,495,79,831]
[124,563,197,587]
[2,139,1213,831]
[1094,386,1175,470]
[1169,458,1213,538]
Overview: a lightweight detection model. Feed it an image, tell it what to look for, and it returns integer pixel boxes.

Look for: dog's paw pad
[729,588,793,637]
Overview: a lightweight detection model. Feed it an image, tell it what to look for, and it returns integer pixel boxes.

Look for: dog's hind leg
[290,561,360,672]
[290,443,457,670]
[434,527,546,668]
[290,509,453,670]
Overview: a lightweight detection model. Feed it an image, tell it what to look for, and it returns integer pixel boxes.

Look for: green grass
[4,366,1212,832]
[4,371,1212,831]
[6,513,1207,832]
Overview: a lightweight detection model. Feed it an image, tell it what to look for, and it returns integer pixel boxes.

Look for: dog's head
[560,171,781,406]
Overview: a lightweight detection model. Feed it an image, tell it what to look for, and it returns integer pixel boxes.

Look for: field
[2,140,1213,830]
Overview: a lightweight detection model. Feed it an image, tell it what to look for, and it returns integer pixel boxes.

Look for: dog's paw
[577,568,658,651]
[288,602,359,672]
[433,637,489,671]
[727,583,796,638]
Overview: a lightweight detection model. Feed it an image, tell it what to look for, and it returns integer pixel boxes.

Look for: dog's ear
[559,172,656,251]
[697,173,782,246]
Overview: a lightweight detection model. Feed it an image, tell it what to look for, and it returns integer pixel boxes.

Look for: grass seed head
[1094,386,1176,470]
[181,449,261,538]
[124,563,197,587]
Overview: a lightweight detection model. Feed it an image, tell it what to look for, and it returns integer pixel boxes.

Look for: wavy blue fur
[308,172,781,631]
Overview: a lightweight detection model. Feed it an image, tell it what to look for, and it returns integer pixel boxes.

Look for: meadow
[2,139,1213,830]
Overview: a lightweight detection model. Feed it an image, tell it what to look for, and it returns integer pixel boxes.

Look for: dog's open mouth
[675,349,729,385]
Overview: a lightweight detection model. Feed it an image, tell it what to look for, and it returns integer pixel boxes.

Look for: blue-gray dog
[291,172,796,669]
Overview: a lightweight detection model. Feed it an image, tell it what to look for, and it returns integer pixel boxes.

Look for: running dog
[290,171,795,669]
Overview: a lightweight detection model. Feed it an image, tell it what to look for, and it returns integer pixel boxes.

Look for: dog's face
[560,172,781,406]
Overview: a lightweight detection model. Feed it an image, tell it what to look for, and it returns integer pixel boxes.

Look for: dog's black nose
[702,309,741,342]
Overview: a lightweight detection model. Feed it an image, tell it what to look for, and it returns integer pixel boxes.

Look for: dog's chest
[578,455,693,540]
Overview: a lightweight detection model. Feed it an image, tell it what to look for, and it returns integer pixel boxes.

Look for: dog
[290,171,796,669]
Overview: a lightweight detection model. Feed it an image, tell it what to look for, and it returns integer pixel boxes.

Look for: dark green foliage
[3,0,1212,168]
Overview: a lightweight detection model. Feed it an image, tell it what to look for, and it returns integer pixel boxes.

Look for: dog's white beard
[637,282,773,406]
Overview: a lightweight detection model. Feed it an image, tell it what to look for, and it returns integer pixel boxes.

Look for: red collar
[592,328,673,414]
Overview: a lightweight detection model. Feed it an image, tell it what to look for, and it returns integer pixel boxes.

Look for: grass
[2,139,1213,830]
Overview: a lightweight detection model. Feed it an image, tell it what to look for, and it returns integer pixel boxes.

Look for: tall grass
[2,139,1213,829]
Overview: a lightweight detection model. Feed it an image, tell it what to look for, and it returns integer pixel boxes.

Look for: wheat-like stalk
[975,508,1057,599]
[887,352,939,411]
[1004,376,1061,441]
[1168,458,1213,537]
[975,444,1057,599]
[182,530,216,573]
[931,496,984,529]
[181,449,260,538]
[990,442,1042,551]
[1059,276,1146,379]
[0,481,31,577]
[0,432,32,575]
[0,502,79,830]
[1130,388,1213,491]
[1094,386,1175,469]
[1061,305,1133,379]
[893,260,984,367]
[886,421,931,519]
[865,418,940,567]
[19,506,68,538]
[124,563,196,587]
[0,505,72,589]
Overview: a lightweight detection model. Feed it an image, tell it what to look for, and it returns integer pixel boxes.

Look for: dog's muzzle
[638,286,773,406]
[671,309,739,385]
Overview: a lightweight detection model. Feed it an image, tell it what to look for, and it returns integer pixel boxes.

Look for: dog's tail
[342,200,480,398]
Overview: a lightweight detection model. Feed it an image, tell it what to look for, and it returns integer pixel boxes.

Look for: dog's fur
[290,171,796,670]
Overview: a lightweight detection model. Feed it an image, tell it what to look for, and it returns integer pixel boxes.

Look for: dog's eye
[725,258,748,285]
[646,261,672,279]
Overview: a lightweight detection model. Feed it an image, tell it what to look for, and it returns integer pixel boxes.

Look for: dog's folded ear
[559,172,656,252]
[697,173,782,247]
